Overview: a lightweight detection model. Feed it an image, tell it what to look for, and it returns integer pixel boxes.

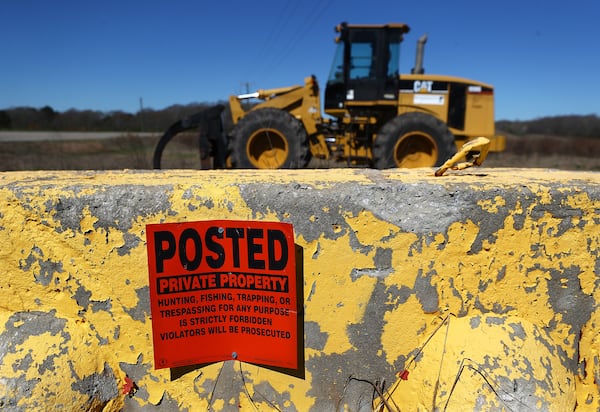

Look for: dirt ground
[1,133,599,172]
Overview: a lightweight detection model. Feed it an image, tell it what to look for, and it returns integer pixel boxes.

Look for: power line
[273,0,333,71]
[249,0,334,84]
[250,0,302,80]
[255,1,298,62]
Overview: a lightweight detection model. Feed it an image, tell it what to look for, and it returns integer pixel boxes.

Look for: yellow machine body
[155,22,504,170]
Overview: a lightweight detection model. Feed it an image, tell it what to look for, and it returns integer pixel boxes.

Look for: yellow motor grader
[153,22,504,170]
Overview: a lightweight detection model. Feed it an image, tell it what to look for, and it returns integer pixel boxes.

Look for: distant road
[0,131,159,142]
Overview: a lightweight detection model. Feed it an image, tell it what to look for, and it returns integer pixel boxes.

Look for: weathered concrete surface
[0,168,598,411]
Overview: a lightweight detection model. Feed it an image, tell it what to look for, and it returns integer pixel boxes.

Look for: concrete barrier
[0,168,598,411]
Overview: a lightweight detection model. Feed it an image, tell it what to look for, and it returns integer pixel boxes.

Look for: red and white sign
[146,220,301,372]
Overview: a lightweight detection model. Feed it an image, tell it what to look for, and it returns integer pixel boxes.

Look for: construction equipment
[154,22,505,170]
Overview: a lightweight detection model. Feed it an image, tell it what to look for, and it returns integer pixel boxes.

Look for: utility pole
[139,97,144,132]
[241,82,253,110]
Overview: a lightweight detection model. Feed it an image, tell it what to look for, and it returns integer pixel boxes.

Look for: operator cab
[324,22,409,114]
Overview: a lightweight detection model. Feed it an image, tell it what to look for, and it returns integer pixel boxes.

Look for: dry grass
[1,133,599,172]
[0,134,198,171]
[483,134,600,171]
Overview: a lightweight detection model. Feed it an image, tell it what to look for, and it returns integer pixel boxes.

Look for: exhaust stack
[411,34,428,74]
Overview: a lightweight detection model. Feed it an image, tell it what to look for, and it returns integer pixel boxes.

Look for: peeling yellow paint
[477,195,506,213]
[381,295,431,365]
[0,168,599,410]
[383,314,576,411]
[303,235,378,355]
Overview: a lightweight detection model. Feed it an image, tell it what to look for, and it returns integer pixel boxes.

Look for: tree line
[0,103,230,133]
[496,114,600,138]
[0,104,599,138]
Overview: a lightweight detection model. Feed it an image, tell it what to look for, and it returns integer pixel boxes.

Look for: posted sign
[146,220,301,372]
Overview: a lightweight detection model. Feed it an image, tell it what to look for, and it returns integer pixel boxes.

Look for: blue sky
[1,0,598,120]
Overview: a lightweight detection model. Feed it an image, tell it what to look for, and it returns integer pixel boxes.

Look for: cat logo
[413,80,433,93]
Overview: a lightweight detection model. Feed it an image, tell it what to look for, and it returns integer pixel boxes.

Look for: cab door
[325,26,402,111]
[347,28,400,103]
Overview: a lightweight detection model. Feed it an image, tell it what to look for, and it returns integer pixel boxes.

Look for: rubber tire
[229,108,310,169]
[373,112,456,169]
